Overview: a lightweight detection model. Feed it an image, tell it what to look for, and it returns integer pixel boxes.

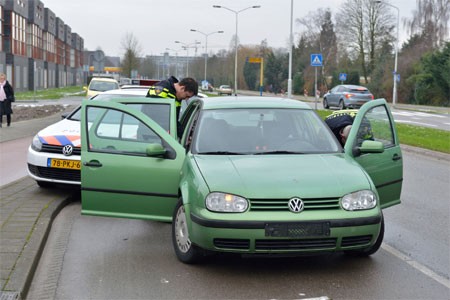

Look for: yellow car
[84,77,120,98]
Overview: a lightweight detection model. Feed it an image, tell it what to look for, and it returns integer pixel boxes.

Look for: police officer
[146,76,198,120]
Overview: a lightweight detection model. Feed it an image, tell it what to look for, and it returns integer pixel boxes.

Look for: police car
[27,89,149,187]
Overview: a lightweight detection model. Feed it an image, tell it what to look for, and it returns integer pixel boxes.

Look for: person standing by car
[0,73,15,128]
[146,76,198,120]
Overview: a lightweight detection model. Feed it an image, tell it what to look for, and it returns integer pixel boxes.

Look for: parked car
[84,77,120,98]
[323,85,374,109]
[217,85,232,96]
[81,96,402,263]
[27,88,153,188]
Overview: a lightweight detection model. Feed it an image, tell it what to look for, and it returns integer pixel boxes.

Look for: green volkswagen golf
[81,96,402,263]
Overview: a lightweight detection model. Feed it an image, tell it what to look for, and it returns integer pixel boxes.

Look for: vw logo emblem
[288,197,304,213]
[62,145,73,156]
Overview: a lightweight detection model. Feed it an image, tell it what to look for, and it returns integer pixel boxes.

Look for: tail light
[345,93,354,99]
[371,94,374,100]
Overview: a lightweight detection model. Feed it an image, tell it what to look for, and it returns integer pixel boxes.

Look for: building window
[11,12,26,55]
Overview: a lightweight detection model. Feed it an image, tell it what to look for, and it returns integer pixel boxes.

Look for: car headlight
[341,190,377,211]
[206,192,249,213]
[31,135,43,151]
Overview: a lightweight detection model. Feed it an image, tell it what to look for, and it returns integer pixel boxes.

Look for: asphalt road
[25,150,450,300]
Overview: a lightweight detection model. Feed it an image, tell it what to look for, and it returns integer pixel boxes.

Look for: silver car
[323,85,374,109]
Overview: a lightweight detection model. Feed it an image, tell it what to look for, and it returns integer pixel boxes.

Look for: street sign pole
[310,54,323,110]
[314,67,318,110]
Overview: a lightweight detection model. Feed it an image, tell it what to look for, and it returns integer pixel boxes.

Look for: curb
[13,195,74,300]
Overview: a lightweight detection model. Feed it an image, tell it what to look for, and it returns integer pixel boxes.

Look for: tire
[344,214,384,257]
[323,98,329,109]
[172,198,204,264]
[338,99,346,110]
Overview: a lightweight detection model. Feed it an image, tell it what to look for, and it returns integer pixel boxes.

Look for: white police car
[27,88,149,187]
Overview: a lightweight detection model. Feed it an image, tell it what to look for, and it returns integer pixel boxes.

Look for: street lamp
[175,40,201,77]
[166,48,180,78]
[287,0,294,98]
[374,0,399,107]
[190,29,224,84]
[213,4,261,96]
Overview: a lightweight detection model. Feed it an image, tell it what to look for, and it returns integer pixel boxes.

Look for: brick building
[0,0,84,91]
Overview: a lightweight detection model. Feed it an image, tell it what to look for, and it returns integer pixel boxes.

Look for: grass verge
[15,86,85,101]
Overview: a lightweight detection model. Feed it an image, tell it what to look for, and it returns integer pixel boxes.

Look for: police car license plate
[49,159,81,170]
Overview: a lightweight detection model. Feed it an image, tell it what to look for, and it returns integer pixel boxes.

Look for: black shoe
[7,123,10,127]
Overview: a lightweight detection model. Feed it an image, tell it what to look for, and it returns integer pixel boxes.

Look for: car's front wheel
[344,214,384,257]
[172,198,204,264]
[338,99,346,110]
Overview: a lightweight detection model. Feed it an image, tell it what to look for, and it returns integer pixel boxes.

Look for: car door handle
[83,160,103,167]
[392,153,402,161]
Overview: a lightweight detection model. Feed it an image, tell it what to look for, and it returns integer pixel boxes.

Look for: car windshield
[349,87,369,93]
[89,81,119,92]
[192,108,340,154]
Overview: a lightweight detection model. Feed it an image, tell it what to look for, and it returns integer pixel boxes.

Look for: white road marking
[395,120,438,127]
[392,111,446,119]
[382,243,450,289]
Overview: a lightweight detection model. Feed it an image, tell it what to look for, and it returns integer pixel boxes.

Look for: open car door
[345,99,403,209]
[80,100,184,221]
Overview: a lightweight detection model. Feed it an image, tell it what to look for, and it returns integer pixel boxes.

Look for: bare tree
[336,0,394,83]
[121,32,142,78]
[297,8,338,91]
[404,0,450,49]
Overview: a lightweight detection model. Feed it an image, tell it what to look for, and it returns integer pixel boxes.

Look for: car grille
[249,198,340,211]
[255,238,337,250]
[341,235,372,247]
[41,144,81,155]
[213,237,373,251]
[214,239,250,250]
[28,164,80,182]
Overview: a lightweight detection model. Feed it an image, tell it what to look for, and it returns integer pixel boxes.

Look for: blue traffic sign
[339,73,347,81]
[310,54,323,67]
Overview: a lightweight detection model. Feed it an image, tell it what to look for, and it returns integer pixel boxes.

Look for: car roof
[120,85,151,89]
[89,77,119,83]
[197,96,312,110]
[97,88,148,95]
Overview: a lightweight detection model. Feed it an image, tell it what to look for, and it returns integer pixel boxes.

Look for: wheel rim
[174,205,191,253]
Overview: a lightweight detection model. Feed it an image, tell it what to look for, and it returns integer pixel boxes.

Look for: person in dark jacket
[325,111,354,146]
[146,76,198,120]
[0,73,15,127]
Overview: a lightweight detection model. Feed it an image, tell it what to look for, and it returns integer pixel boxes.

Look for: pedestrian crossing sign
[310,54,323,67]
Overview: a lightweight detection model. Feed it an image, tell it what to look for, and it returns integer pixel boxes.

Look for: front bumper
[27,146,81,185]
[189,211,381,253]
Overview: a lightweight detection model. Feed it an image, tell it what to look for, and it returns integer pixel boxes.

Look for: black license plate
[265,222,330,237]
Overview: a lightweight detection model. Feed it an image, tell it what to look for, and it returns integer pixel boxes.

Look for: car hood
[37,118,81,147]
[194,154,370,198]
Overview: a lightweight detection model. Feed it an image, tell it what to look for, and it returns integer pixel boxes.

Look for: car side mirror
[356,140,385,155]
[83,86,87,91]
[146,143,167,157]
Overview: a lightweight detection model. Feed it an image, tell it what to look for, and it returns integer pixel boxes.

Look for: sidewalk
[0,115,75,300]
[0,178,74,300]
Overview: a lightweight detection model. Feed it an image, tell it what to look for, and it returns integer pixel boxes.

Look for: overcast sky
[42,0,417,57]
